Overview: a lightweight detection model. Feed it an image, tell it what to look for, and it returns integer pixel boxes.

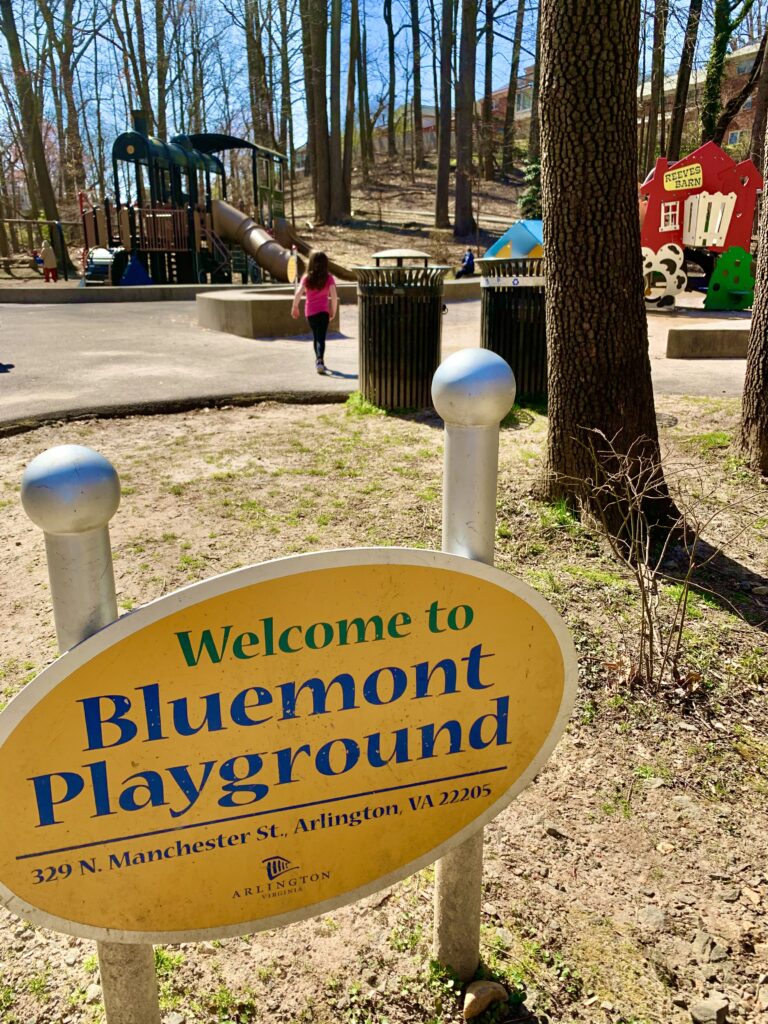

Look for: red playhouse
[639,140,762,310]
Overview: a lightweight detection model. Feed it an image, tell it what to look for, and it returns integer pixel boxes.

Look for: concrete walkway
[0,295,749,433]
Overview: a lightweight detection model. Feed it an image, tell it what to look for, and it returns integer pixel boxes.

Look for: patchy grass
[0,395,766,1024]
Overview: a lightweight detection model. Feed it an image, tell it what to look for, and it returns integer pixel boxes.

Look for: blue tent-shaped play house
[484,220,544,259]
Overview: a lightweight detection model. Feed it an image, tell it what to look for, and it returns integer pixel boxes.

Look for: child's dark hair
[307,251,329,290]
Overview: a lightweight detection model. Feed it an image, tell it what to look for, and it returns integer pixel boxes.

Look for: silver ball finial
[21,445,121,535]
[432,349,516,426]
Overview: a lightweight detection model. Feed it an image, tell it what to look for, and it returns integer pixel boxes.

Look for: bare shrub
[570,430,765,696]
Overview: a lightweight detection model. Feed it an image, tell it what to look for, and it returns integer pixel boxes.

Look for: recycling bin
[479,257,547,397]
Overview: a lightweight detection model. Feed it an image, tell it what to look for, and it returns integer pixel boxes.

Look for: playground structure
[639,140,763,310]
[484,220,543,260]
[80,111,299,286]
[479,142,761,313]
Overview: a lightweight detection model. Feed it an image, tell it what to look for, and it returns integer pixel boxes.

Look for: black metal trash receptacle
[356,249,449,410]
[479,257,547,397]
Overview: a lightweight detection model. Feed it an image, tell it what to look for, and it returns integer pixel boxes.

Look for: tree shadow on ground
[663,539,768,635]
[369,397,546,432]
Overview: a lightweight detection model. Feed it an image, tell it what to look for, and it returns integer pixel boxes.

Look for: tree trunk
[667,0,702,161]
[356,11,369,183]
[308,0,331,222]
[750,34,768,169]
[454,0,477,236]
[278,0,291,152]
[435,0,453,227]
[48,43,66,202]
[299,0,316,187]
[501,0,525,176]
[384,0,397,157]
[410,0,425,168]
[329,0,345,220]
[429,0,440,139]
[480,0,494,180]
[0,0,66,263]
[712,30,766,145]
[644,0,668,173]
[741,124,768,474]
[702,0,756,142]
[540,0,671,524]
[342,0,359,212]
[527,12,541,161]
[155,0,168,140]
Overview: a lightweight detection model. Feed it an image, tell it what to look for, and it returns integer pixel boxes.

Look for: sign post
[21,445,162,1024]
[431,349,516,980]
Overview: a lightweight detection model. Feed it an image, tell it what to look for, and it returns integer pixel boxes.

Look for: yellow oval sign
[0,549,576,943]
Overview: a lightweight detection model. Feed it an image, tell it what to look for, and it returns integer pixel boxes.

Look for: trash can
[356,249,449,409]
[479,257,547,397]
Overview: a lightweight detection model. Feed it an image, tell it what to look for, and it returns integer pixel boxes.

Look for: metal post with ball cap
[430,348,516,980]
[20,445,162,1024]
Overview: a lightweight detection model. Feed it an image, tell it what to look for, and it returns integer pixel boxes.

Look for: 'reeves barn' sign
[0,549,576,943]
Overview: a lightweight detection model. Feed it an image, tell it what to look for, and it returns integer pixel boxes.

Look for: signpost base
[433,830,484,980]
[98,942,161,1024]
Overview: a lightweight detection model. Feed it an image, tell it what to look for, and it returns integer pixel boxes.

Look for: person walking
[41,240,58,283]
[292,251,338,374]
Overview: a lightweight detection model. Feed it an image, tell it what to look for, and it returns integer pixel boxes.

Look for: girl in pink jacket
[292,251,338,374]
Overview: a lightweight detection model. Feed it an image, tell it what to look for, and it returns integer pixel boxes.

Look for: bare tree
[0,0,64,245]
[528,9,541,160]
[409,0,425,168]
[667,0,703,161]
[750,32,768,168]
[342,0,359,211]
[480,0,494,180]
[435,0,454,227]
[454,0,477,236]
[501,0,525,176]
[644,0,669,174]
[329,0,344,219]
[383,0,398,156]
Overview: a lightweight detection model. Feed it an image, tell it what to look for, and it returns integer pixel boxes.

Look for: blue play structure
[484,220,544,260]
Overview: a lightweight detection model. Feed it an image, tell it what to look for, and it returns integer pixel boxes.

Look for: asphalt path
[0,296,750,431]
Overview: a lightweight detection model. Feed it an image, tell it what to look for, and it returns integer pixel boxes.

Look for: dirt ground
[0,393,766,1024]
[287,159,520,270]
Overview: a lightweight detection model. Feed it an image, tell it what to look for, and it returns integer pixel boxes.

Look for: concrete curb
[667,328,749,358]
[0,391,350,439]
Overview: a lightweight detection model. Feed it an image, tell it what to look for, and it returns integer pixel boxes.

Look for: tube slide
[212,199,299,284]
[274,217,356,281]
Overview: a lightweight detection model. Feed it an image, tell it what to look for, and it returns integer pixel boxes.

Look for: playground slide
[274,218,356,281]
[211,200,299,284]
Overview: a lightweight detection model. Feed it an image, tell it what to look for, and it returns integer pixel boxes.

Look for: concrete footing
[197,289,341,339]
[667,328,749,358]
[196,278,480,340]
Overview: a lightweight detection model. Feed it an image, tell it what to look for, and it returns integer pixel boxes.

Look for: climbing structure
[639,141,762,309]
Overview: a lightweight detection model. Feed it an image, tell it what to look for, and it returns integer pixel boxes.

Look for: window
[515,89,533,113]
[737,59,753,75]
[660,201,679,232]
[727,129,742,145]
[744,96,753,111]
